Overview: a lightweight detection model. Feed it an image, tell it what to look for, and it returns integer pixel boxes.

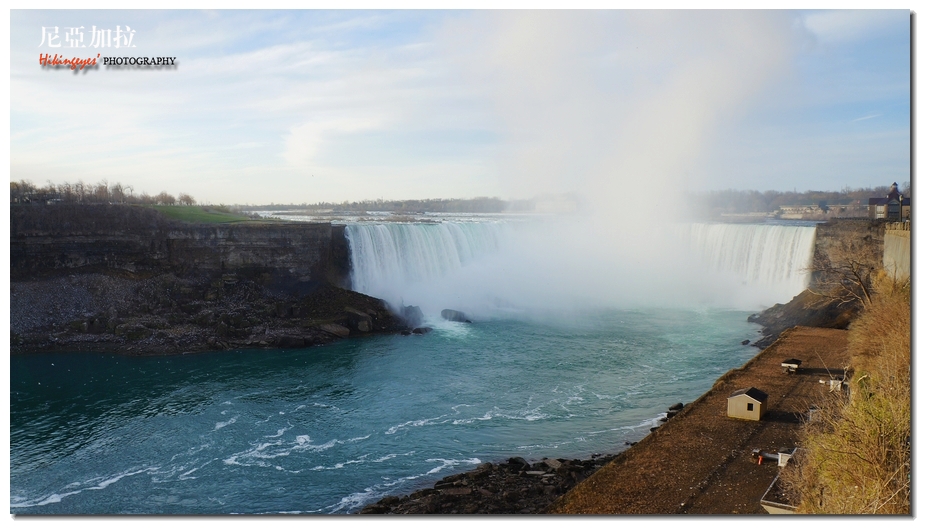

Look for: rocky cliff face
[809,218,884,289]
[10,205,404,355]
[11,204,348,288]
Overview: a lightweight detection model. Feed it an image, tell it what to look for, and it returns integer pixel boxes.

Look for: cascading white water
[679,223,817,301]
[345,220,818,316]
[345,222,509,312]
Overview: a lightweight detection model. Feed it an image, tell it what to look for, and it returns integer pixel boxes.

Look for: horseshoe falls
[11,218,817,514]
[345,220,817,317]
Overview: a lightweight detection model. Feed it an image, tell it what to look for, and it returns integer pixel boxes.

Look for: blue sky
[9,9,912,205]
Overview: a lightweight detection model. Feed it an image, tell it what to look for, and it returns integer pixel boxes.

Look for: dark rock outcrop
[441,309,471,323]
[400,305,424,328]
[748,289,857,348]
[358,454,618,515]
[11,274,407,355]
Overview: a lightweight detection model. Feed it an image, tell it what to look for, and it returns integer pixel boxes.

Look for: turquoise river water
[10,218,817,514]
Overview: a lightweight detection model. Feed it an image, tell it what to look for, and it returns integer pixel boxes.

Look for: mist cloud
[437,11,796,221]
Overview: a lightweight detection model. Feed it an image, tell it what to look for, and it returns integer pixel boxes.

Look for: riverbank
[11,204,415,355]
[359,325,850,514]
[10,272,409,355]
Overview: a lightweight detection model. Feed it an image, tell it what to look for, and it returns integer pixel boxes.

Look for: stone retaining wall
[884,227,911,281]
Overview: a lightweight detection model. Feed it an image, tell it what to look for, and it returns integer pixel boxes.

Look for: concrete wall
[883,224,911,281]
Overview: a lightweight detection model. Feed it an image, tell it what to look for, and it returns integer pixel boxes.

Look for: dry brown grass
[782,272,910,514]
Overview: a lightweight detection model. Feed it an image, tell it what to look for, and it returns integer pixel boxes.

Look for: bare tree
[177,193,196,206]
[73,180,86,203]
[155,191,176,205]
[110,182,125,203]
[808,223,882,307]
[93,179,110,203]
[11,179,197,207]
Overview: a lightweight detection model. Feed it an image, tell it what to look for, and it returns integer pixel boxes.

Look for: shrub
[782,275,910,514]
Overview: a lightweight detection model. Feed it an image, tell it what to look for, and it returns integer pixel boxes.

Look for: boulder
[441,309,469,322]
[344,307,373,332]
[412,327,432,335]
[668,402,684,411]
[401,305,424,328]
[319,323,350,338]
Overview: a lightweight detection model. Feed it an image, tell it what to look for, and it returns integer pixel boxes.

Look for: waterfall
[344,219,818,316]
[345,222,509,311]
[679,223,817,302]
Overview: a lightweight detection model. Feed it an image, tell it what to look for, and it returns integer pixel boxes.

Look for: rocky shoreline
[10,271,412,356]
[359,455,619,515]
[358,403,685,515]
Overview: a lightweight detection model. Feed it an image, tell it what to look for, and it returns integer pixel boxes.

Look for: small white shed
[727,387,768,421]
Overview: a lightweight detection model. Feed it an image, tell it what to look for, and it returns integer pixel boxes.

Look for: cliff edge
[10,204,406,355]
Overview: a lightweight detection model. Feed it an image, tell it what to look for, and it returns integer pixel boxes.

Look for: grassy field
[148,205,261,224]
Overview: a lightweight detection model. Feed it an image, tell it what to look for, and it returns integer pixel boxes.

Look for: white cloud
[283,117,384,167]
[801,9,907,45]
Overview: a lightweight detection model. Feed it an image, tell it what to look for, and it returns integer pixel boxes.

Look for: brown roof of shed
[728,387,768,402]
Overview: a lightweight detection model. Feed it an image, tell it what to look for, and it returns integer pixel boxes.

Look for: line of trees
[10,179,196,206]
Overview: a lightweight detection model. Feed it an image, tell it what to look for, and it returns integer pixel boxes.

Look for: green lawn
[149,205,256,224]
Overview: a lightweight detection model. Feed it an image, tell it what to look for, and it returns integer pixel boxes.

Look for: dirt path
[547,326,850,514]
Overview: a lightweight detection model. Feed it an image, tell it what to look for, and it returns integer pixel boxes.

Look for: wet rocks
[666,402,685,419]
[400,305,424,328]
[344,307,373,332]
[276,335,306,348]
[358,454,617,515]
[747,288,858,349]
[319,323,351,338]
[441,309,471,323]
[11,272,408,356]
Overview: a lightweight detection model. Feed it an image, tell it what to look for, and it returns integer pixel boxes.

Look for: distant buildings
[868,182,910,221]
